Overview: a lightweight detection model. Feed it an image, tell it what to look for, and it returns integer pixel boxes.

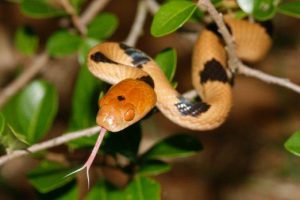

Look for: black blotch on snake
[200,58,228,84]
[175,96,210,117]
[138,76,155,89]
[90,52,117,64]
[119,43,150,67]
[257,21,273,37]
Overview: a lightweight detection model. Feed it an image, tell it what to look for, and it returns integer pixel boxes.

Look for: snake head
[96,97,137,132]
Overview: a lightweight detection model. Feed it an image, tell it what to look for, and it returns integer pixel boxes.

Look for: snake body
[87,17,272,132]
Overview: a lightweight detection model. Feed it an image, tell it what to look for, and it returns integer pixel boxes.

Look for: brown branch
[0,126,101,166]
[80,0,111,26]
[60,0,87,35]
[124,0,147,46]
[0,52,49,109]
[198,0,240,72]
[145,0,159,15]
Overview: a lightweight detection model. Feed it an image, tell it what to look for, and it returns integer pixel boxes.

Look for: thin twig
[124,0,147,46]
[60,0,87,35]
[198,0,241,72]
[239,64,300,93]
[0,52,49,109]
[80,0,111,26]
[0,126,100,167]
[145,0,159,14]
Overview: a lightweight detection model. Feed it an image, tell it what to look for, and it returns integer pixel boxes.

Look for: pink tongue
[65,127,107,188]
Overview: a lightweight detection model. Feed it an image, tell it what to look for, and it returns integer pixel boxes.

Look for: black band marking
[117,95,125,101]
[200,59,228,84]
[257,21,273,37]
[138,75,155,89]
[175,96,210,117]
[119,43,150,67]
[90,52,117,64]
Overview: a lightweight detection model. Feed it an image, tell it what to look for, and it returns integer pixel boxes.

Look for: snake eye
[124,108,135,121]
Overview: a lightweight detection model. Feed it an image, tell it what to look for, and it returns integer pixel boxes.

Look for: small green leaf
[28,161,75,193]
[14,26,39,56]
[20,0,66,18]
[87,177,160,200]
[87,13,119,40]
[0,113,27,151]
[46,30,82,57]
[0,113,4,135]
[143,134,203,160]
[277,2,300,18]
[285,131,300,156]
[102,123,142,161]
[154,48,177,81]
[70,0,86,13]
[2,80,58,144]
[137,160,171,176]
[67,65,103,149]
[56,184,78,200]
[151,1,197,37]
[125,176,160,200]
[78,38,99,65]
[253,0,277,21]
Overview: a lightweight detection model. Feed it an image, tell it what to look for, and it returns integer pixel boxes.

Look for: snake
[87,16,272,132]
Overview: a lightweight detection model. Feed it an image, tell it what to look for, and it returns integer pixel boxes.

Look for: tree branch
[80,0,111,26]
[60,0,87,35]
[0,126,100,167]
[124,0,147,46]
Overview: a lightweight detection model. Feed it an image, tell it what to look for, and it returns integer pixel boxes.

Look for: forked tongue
[65,127,106,188]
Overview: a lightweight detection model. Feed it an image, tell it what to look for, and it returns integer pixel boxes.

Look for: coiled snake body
[87,17,272,132]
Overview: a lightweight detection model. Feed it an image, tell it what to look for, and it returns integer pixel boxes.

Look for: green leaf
[0,113,4,135]
[285,131,300,156]
[154,48,177,81]
[20,0,66,18]
[87,13,119,40]
[253,0,277,21]
[151,1,197,37]
[0,113,27,151]
[14,26,39,56]
[143,134,203,160]
[56,184,78,200]
[125,176,160,200]
[2,80,58,144]
[67,65,103,148]
[277,2,300,18]
[137,160,171,176]
[78,38,99,65]
[70,0,86,13]
[86,177,160,200]
[102,123,142,161]
[28,160,75,193]
[46,30,82,57]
